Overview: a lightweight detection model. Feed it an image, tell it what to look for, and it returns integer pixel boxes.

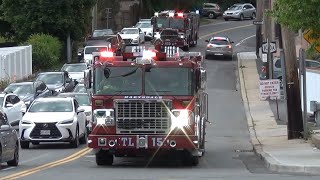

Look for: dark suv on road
[202,3,223,19]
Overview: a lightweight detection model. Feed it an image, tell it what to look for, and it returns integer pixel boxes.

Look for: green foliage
[25,33,62,71]
[1,0,96,42]
[0,36,6,43]
[271,0,320,54]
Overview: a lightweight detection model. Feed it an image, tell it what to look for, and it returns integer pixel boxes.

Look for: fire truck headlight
[93,109,115,126]
[154,33,161,39]
[179,33,185,39]
[171,110,194,129]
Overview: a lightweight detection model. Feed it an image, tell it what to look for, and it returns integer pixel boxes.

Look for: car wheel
[224,18,229,21]
[205,54,209,59]
[70,127,79,148]
[20,141,30,149]
[208,12,216,19]
[240,14,244,21]
[251,13,256,19]
[96,150,113,166]
[7,143,19,166]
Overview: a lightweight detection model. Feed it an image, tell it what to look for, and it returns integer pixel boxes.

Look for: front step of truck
[96,150,113,166]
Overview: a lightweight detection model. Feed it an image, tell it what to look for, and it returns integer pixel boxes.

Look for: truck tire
[181,151,199,166]
[96,150,113,166]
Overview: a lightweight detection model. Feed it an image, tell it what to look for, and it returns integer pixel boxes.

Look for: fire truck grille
[115,100,171,134]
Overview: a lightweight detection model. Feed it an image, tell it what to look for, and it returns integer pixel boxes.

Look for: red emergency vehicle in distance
[84,49,208,166]
[151,10,200,51]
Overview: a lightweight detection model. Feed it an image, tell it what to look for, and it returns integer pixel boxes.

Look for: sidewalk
[238,52,320,175]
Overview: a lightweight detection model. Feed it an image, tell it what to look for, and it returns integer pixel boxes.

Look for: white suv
[19,97,87,148]
[0,93,26,126]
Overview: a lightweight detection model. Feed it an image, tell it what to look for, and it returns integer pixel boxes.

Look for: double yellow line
[1,147,92,180]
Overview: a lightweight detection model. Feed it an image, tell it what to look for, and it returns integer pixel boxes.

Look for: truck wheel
[181,151,199,166]
[20,141,30,149]
[96,150,113,166]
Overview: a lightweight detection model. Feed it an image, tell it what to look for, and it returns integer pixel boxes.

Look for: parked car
[61,63,88,81]
[0,109,19,166]
[0,93,26,126]
[118,27,145,45]
[205,36,234,59]
[4,81,53,108]
[35,72,77,94]
[223,3,256,21]
[92,29,114,37]
[57,93,92,133]
[19,97,87,148]
[135,21,153,41]
[77,48,84,62]
[202,3,223,19]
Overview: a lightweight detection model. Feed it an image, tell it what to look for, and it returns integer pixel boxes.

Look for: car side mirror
[200,68,207,90]
[231,41,234,43]
[205,40,209,43]
[5,103,13,108]
[66,78,72,83]
[77,107,85,113]
[0,125,10,130]
[36,90,43,94]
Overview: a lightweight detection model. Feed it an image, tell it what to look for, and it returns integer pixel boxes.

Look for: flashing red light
[177,13,184,17]
[100,51,113,58]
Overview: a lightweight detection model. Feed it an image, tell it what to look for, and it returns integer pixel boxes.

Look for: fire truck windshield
[145,67,194,96]
[156,18,184,29]
[94,67,142,95]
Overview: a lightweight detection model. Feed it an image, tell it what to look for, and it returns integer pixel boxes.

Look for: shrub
[25,33,62,71]
[0,36,7,43]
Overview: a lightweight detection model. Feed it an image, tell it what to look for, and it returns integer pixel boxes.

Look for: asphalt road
[1,19,320,180]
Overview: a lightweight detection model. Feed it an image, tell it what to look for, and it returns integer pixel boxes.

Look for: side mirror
[6,103,13,108]
[84,69,92,89]
[66,78,72,83]
[200,68,207,90]
[36,90,43,94]
[205,40,209,43]
[77,107,85,113]
[0,125,10,130]
[230,41,234,43]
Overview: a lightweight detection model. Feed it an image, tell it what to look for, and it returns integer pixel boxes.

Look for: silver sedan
[205,36,234,60]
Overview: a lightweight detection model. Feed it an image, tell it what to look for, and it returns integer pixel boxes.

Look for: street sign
[253,20,263,25]
[259,79,281,100]
[303,30,320,53]
[262,41,277,53]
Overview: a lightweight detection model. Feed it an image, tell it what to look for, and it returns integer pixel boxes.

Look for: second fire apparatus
[85,49,208,166]
[151,10,200,51]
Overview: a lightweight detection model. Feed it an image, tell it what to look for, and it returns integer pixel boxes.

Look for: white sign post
[259,79,281,100]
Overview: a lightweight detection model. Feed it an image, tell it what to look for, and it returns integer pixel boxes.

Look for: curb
[237,52,320,175]
[312,134,320,150]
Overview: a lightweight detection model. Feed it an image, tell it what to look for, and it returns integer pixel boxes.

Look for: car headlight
[21,120,33,125]
[55,87,64,92]
[93,109,114,126]
[171,109,194,129]
[60,119,74,124]
[179,34,185,39]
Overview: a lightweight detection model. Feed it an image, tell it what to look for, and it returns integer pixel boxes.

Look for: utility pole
[105,8,112,29]
[264,0,273,79]
[256,0,263,58]
[91,3,98,33]
[281,25,304,139]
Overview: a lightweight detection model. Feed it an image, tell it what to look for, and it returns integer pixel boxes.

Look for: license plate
[40,130,50,135]
[214,53,223,56]
[133,52,142,56]
[116,137,172,148]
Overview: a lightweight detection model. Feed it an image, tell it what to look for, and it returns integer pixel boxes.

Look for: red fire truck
[85,49,208,166]
[151,10,200,51]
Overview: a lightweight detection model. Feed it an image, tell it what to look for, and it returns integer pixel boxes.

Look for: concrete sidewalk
[238,52,320,175]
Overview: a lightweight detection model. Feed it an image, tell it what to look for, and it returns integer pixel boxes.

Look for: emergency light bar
[177,13,184,17]
[100,51,113,58]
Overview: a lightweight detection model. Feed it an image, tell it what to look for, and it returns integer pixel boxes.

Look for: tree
[0,0,96,42]
[271,0,320,51]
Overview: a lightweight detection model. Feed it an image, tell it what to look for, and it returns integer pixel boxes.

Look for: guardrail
[0,45,32,81]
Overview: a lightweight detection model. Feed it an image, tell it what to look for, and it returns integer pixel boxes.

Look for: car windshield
[59,94,91,106]
[94,67,142,95]
[36,74,63,85]
[121,29,139,34]
[0,97,4,107]
[84,47,108,54]
[62,64,87,72]
[145,67,195,95]
[156,18,184,29]
[136,22,151,28]
[210,39,229,45]
[229,5,242,10]
[93,29,113,37]
[29,100,73,112]
[4,84,33,95]
[73,85,87,93]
